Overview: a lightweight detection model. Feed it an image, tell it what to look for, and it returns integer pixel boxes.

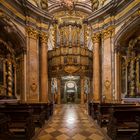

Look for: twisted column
[7,59,13,97]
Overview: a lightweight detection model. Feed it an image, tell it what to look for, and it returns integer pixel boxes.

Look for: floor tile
[33,104,110,140]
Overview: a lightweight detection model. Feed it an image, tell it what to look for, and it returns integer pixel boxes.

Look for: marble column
[40,32,48,102]
[81,77,84,104]
[26,27,39,102]
[48,79,52,102]
[23,52,27,102]
[102,27,114,102]
[92,33,100,102]
[53,22,57,49]
[57,78,61,104]
[114,51,121,100]
[84,23,88,48]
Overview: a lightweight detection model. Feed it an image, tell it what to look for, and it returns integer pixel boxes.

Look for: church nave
[34,104,109,140]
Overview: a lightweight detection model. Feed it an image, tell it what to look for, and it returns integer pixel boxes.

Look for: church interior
[0,0,140,140]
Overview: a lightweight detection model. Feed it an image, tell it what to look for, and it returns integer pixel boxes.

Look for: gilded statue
[33,0,48,10]
[90,0,99,11]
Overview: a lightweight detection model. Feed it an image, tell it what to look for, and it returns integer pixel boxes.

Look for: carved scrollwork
[26,27,38,39]
[33,0,48,10]
[102,26,115,39]
[92,33,100,44]
[90,0,99,11]
[40,32,48,44]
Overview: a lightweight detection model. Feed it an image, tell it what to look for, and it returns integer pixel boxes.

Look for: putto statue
[33,0,48,10]
[90,0,99,11]
[60,0,75,11]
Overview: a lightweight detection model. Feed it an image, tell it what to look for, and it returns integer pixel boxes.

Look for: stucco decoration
[33,0,48,10]
[90,0,99,11]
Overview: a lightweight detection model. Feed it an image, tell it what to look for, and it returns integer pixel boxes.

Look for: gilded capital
[102,26,115,39]
[26,27,38,39]
[92,33,100,44]
[40,32,48,44]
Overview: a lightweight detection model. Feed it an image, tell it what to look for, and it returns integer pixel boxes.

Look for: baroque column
[102,27,114,102]
[81,77,84,104]
[7,56,13,97]
[26,27,39,102]
[40,32,48,102]
[92,33,100,102]
[57,78,61,104]
[114,50,121,100]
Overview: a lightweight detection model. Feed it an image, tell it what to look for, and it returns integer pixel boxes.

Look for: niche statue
[90,0,99,11]
[33,0,48,10]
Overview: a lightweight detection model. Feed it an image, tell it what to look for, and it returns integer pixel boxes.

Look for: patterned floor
[33,104,110,140]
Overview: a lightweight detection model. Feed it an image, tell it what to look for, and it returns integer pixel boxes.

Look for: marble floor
[33,104,111,140]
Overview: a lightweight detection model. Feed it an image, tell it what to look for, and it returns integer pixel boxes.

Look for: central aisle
[34,104,110,140]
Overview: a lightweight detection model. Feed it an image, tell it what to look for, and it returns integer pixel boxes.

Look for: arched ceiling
[27,0,111,14]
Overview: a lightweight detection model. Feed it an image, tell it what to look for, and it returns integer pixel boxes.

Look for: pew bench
[107,109,140,140]
[97,103,136,127]
[0,104,35,140]
[91,102,100,119]
[97,103,113,127]
[24,103,46,127]
[0,113,14,140]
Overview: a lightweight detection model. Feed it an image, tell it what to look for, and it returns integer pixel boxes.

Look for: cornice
[87,0,140,33]
[48,3,92,15]
[114,14,140,48]
[0,0,53,31]
[24,0,52,21]
[87,0,115,23]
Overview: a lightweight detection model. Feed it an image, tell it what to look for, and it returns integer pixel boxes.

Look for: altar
[122,98,140,103]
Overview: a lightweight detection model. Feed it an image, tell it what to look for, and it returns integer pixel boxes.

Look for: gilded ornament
[92,33,100,44]
[33,0,48,10]
[102,26,115,39]
[30,82,37,92]
[104,78,111,90]
[40,32,48,44]
[64,65,80,74]
[90,0,99,11]
[26,27,38,39]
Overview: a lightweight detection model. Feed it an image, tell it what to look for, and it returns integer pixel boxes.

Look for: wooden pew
[0,113,14,140]
[23,103,46,127]
[0,104,35,140]
[97,103,136,127]
[131,116,140,140]
[107,107,140,140]
[41,103,53,120]
[97,103,114,127]
[91,102,100,119]
[49,102,54,116]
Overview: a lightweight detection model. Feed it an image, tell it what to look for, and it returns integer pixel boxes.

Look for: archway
[114,17,140,100]
[0,15,26,100]
[61,76,80,104]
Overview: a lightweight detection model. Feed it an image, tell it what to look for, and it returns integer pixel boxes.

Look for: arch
[0,14,26,55]
[64,81,77,93]
[114,16,140,48]
[114,15,140,99]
